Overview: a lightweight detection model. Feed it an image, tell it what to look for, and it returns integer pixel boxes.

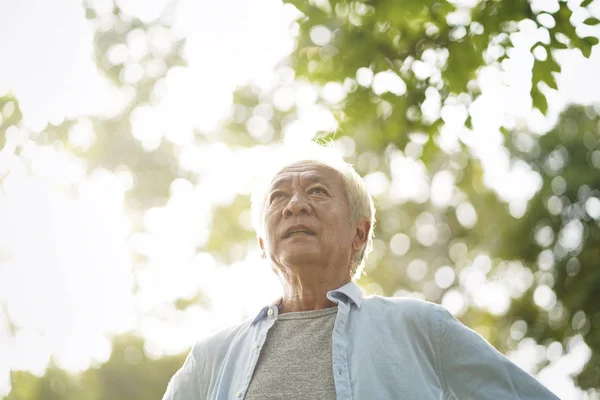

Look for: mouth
[283,226,315,238]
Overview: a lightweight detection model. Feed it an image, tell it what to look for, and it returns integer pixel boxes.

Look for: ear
[352,218,370,252]
[258,237,267,259]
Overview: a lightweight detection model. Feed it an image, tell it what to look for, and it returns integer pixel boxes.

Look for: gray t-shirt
[245,306,338,399]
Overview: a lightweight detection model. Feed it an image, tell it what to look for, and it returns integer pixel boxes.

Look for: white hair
[250,141,376,278]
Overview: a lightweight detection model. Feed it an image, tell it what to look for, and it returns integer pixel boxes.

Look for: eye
[309,187,327,195]
[269,191,286,204]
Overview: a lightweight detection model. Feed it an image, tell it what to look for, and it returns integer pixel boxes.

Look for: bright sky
[0,0,599,398]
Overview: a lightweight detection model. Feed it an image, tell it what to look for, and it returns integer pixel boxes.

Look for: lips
[283,225,315,238]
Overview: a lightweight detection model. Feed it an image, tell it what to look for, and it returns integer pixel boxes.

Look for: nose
[282,193,311,217]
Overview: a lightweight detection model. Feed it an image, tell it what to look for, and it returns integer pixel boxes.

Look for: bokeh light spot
[356,67,373,87]
[389,233,410,256]
[406,259,427,281]
[372,70,406,96]
[441,289,467,316]
[534,225,554,248]
[124,345,143,365]
[551,176,566,195]
[430,170,454,207]
[584,197,600,219]
[533,284,557,310]
[510,320,528,340]
[67,118,95,152]
[546,341,563,362]
[456,202,477,228]
[546,195,563,215]
[434,266,455,289]
[537,249,554,270]
[309,25,332,46]
[558,219,583,251]
[273,87,295,112]
[321,82,346,104]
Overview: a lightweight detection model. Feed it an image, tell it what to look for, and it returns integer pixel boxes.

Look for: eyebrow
[270,174,331,191]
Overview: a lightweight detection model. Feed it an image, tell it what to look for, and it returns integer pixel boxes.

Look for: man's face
[259,162,359,273]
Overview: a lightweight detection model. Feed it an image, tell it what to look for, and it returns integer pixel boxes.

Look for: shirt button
[235,391,242,398]
[267,308,274,317]
[253,343,260,350]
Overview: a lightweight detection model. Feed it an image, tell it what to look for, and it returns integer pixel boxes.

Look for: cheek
[263,223,280,251]
[322,219,353,246]
[269,234,279,250]
[264,214,277,238]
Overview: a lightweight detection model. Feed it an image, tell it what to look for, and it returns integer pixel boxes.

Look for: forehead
[270,162,344,189]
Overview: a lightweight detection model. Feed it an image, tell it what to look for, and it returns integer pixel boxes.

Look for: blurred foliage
[286,0,599,149]
[498,106,600,388]
[2,0,600,398]
[6,335,185,400]
[0,96,23,150]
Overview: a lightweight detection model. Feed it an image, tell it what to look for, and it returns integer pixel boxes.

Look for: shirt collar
[251,281,364,326]
[326,281,364,309]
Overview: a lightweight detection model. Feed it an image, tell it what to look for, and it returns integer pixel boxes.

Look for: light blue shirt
[162,282,559,399]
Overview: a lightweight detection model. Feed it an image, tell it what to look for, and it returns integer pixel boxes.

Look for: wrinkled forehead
[269,161,345,190]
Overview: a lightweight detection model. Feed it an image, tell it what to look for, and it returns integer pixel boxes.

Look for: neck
[275,264,351,313]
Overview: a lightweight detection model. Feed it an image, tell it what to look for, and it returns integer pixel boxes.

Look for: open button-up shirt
[162,282,559,400]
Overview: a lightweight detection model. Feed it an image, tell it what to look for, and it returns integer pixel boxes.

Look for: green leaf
[581,36,599,58]
[539,66,558,90]
[465,114,473,129]
[581,0,594,6]
[583,17,600,25]
[532,55,559,95]
[547,75,558,90]
[553,41,569,49]
[550,33,569,49]
[531,88,549,115]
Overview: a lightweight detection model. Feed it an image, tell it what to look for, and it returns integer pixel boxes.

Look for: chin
[280,250,321,266]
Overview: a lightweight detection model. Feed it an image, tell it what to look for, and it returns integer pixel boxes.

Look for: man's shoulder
[361,295,444,326]
[363,294,442,311]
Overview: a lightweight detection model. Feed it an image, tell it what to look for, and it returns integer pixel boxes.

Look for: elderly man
[162,144,558,399]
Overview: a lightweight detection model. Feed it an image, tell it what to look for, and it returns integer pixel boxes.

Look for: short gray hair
[250,141,376,278]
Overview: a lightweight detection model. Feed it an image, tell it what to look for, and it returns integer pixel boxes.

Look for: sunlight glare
[434,266,455,289]
[441,289,467,316]
[0,169,136,380]
[430,170,455,207]
[533,284,557,310]
[389,151,429,203]
[372,70,407,96]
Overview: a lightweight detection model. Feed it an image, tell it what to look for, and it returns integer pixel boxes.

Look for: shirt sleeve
[162,350,201,400]
[435,306,560,400]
